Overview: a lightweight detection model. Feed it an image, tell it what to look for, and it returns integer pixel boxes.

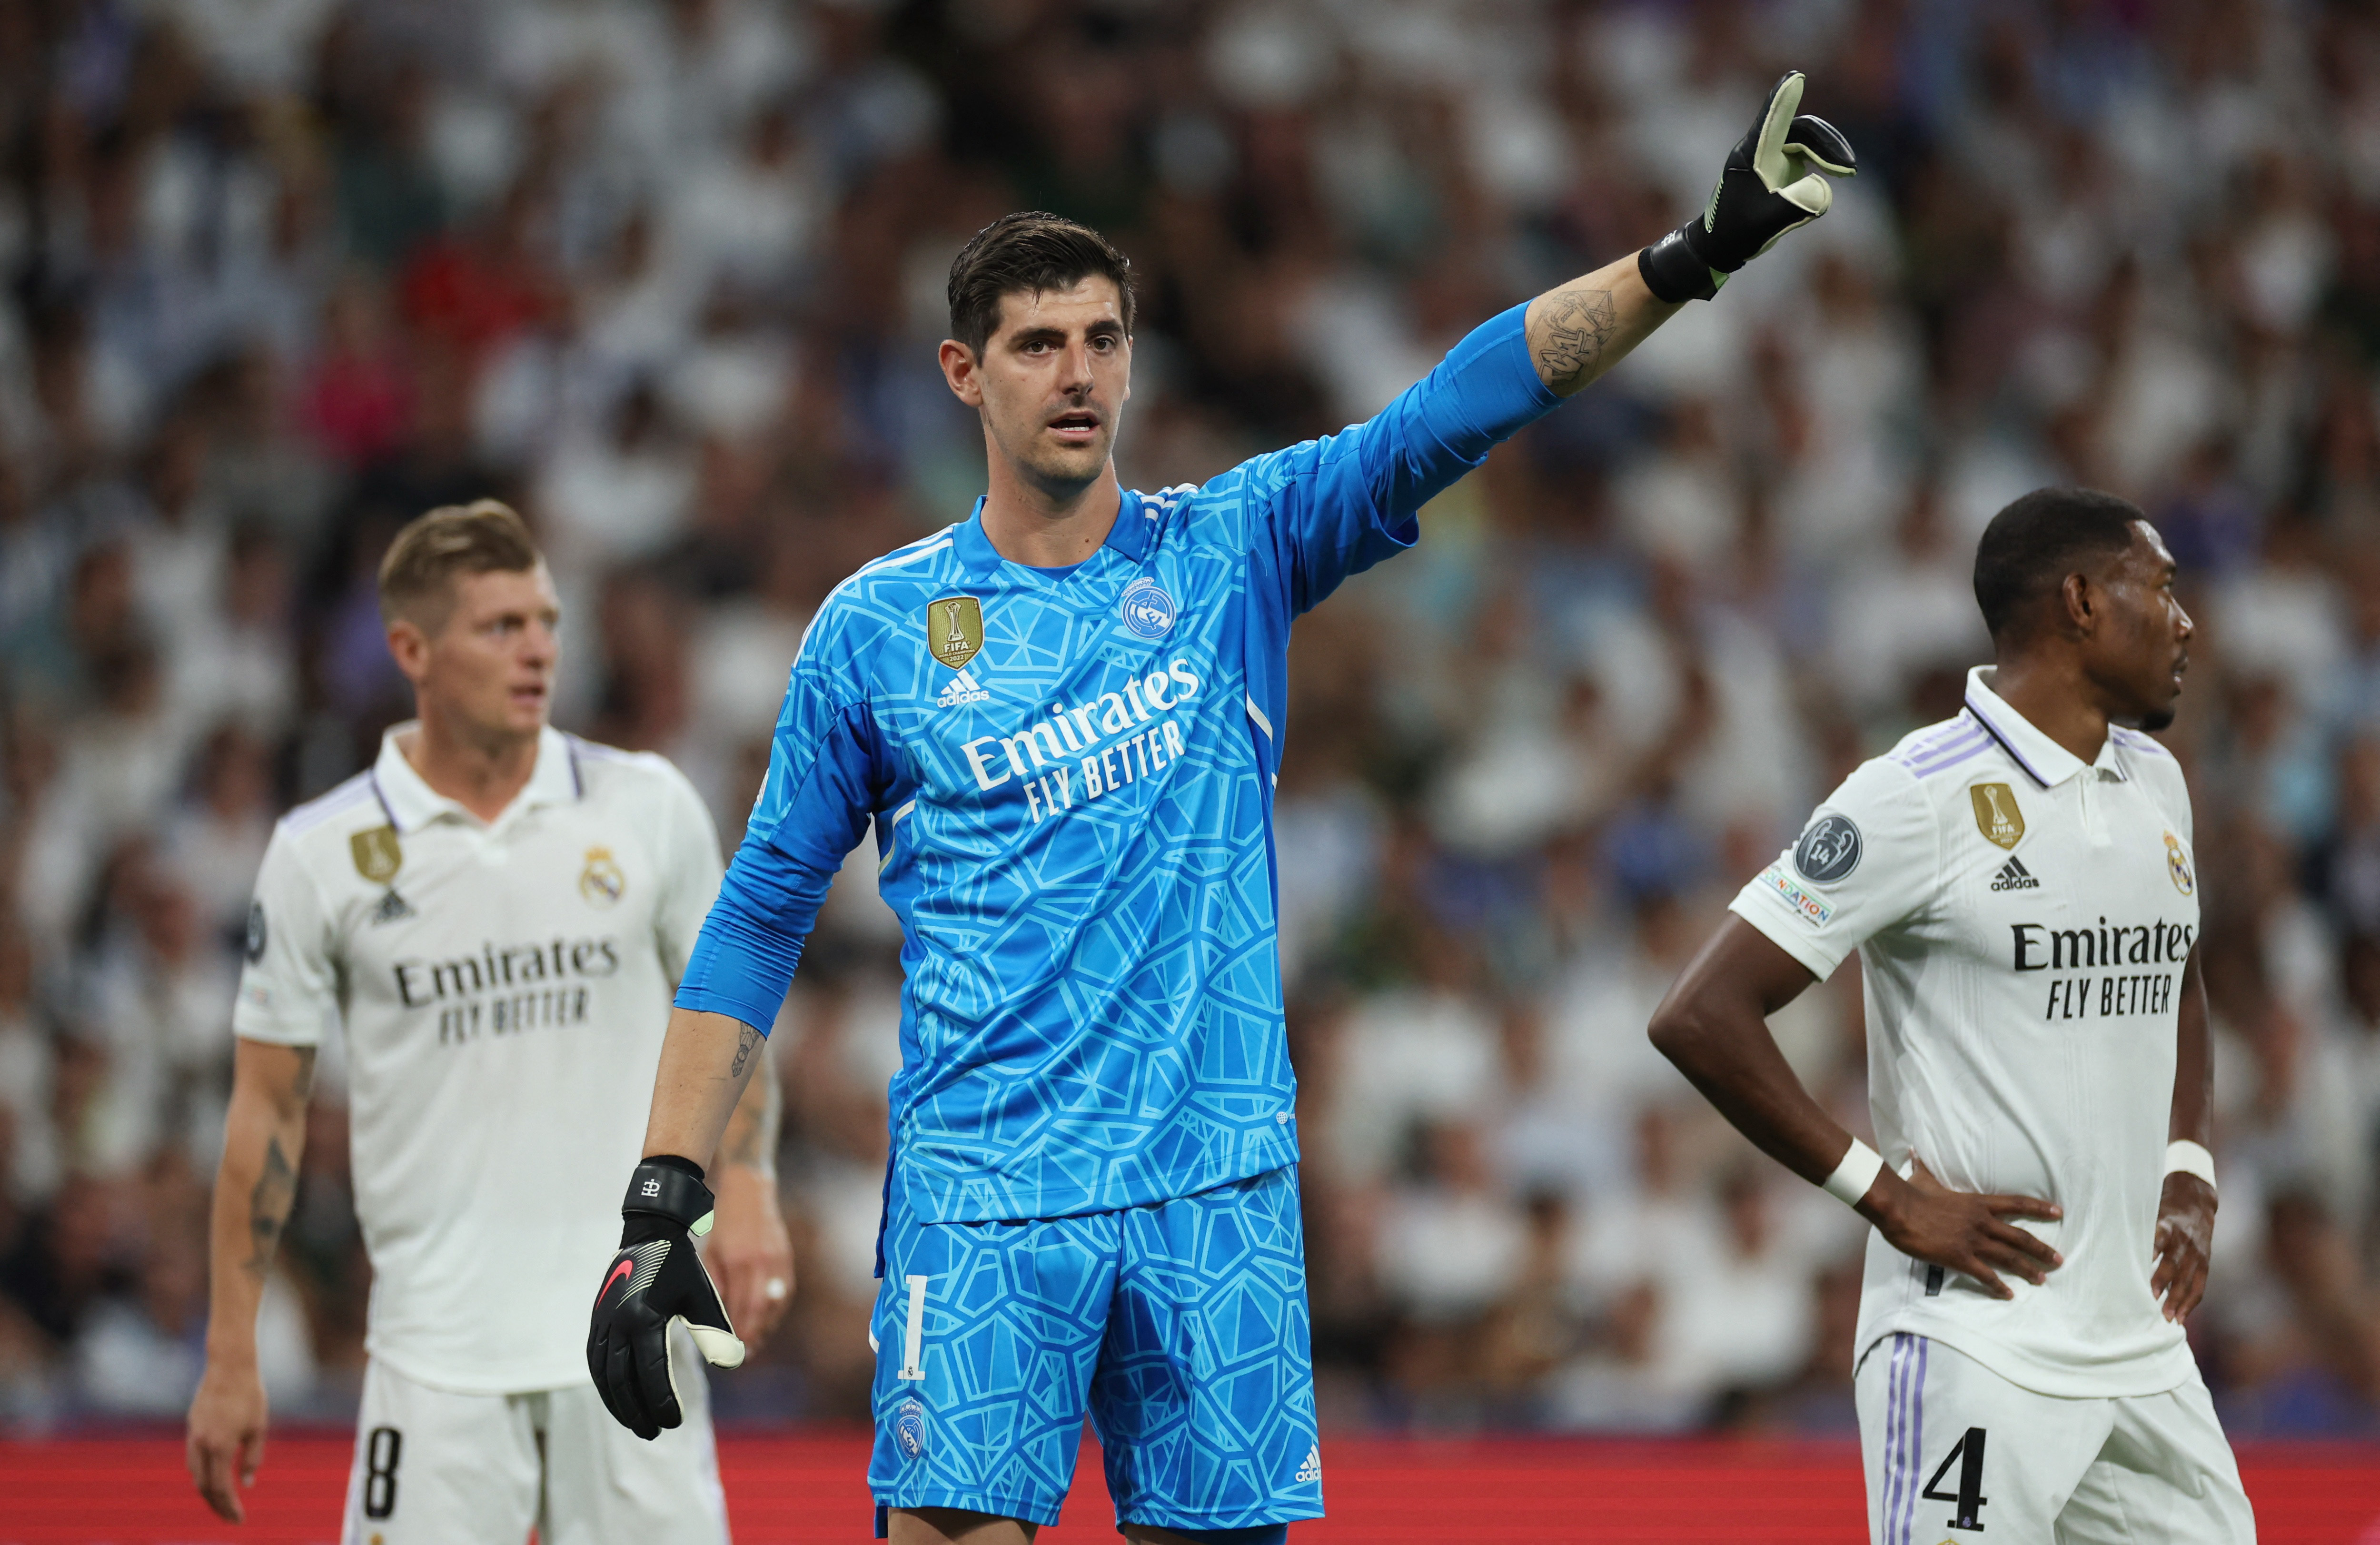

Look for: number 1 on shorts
[898,1275,929,1381]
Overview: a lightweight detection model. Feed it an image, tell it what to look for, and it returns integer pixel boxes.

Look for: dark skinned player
[1650,488,2252,1544]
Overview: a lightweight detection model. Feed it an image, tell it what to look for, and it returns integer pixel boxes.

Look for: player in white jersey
[1650,488,2253,1544]
[185,503,792,1544]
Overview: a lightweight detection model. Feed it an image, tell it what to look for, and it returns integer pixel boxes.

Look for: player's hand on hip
[1638,69,1857,303]
[187,1355,268,1523]
[1867,1156,2064,1301]
[589,1157,747,1440]
[2151,1172,2216,1323]
[706,1162,795,1350]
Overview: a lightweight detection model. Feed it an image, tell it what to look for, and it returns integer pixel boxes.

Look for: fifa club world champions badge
[928,596,983,670]
[1970,782,2024,850]
[351,825,403,884]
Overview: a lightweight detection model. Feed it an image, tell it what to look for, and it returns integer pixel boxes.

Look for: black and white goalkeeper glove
[588,1156,745,1440]
[1639,70,1857,303]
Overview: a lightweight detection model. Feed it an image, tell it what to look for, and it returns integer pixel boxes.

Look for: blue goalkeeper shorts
[865,1164,1322,1536]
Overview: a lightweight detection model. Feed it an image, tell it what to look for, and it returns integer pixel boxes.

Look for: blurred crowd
[2,0,2380,1440]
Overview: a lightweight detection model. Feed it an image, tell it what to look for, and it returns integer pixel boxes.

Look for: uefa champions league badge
[1119,576,1177,639]
[894,1397,927,1459]
[1792,813,1863,884]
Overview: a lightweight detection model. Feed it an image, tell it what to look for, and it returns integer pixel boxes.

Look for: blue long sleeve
[673,830,834,1032]
[1238,302,1558,619]
[674,686,890,1032]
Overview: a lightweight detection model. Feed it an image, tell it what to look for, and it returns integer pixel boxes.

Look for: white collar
[1964,667,2128,789]
[370,722,581,833]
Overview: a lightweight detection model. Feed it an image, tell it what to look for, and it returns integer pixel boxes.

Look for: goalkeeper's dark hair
[946,212,1134,359]
[1972,487,2146,640]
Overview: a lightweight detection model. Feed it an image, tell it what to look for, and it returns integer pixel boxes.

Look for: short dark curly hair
[1972,486,2147,639]
[946,211,1134,359]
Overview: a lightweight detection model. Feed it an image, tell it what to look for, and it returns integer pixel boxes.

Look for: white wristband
[2164,1139,2217,1194]
[1823,1138,1885,1207]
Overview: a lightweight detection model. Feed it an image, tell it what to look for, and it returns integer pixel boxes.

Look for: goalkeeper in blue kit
[588,75,1853,1544]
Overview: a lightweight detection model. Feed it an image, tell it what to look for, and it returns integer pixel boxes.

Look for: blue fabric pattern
[865,1167,1321,1532]
[675,302,1557,1224]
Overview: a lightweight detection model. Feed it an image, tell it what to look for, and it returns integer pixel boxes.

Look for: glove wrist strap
[622,1158,715,1229]
[1639,228,1720,304]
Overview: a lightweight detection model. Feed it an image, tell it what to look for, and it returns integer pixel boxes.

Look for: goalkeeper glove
[588,1156,745,1440]
[1639,70,1856,303]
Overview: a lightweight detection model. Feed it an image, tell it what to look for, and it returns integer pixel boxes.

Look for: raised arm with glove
[1637,70,1857,304]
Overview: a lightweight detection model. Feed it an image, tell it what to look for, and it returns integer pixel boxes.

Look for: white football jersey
[1731,667,2202,1399]
[235,725,723,1395]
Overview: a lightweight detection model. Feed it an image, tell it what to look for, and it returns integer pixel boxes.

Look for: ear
[939,339,983,407]
[386,618,431,686]
[2060,571,2098,638]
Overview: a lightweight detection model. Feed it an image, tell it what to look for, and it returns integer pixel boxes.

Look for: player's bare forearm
[1649,917,1854,1183]
[190,1038,313,1523]
[2168,945,2213,1149]
[202,1040,315,1361]
[705,1035,795,1344]
[715,1038,781,1179]
[1525,254,1682,397]
[2153,946,2217,1321]
[1653,917,2062,1297]
[644,1006,765,1170]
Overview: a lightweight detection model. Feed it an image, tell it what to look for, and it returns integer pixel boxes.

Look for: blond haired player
[186,502,791,1543]
[1652,488,2252,1543]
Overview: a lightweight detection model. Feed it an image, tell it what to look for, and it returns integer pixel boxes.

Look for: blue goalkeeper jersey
[677,303,1559,1223]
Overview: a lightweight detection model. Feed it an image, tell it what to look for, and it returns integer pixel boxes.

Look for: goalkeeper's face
[947,277,1131,499]
[388,563,562,744]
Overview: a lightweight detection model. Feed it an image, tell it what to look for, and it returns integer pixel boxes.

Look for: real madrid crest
[926,596,983,670]
[2165,832,2195,896]
[351,825,404,884]
[580,845,626,907]
[1969,783,2024,851]
[1119,575,1177,640]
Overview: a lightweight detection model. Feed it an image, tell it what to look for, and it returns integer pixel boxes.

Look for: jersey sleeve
[1239,302,1559,620]
[232,824,338,1047]
[673,624,892,1033]
[1729,758,1941,981]
[649,759,727,987]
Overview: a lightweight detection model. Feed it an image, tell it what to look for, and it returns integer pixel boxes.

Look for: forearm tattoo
[720,1026,778,1176]
[1533,286,1619,390]
[722,1055,780,1172]
[243,1136,297,1279]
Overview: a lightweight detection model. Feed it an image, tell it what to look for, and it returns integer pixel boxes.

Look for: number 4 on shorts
[1920,1426,1987,1531]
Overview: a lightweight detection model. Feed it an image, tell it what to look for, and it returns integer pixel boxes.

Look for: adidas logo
[371,889,417,924]
[937,668,991,709]
[1294,1444,1322,1485]
[1989,856,2040,892]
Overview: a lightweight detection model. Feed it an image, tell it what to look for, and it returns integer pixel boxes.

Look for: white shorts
[1856,1333,2254,1545]
[341,1330,729,1545]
